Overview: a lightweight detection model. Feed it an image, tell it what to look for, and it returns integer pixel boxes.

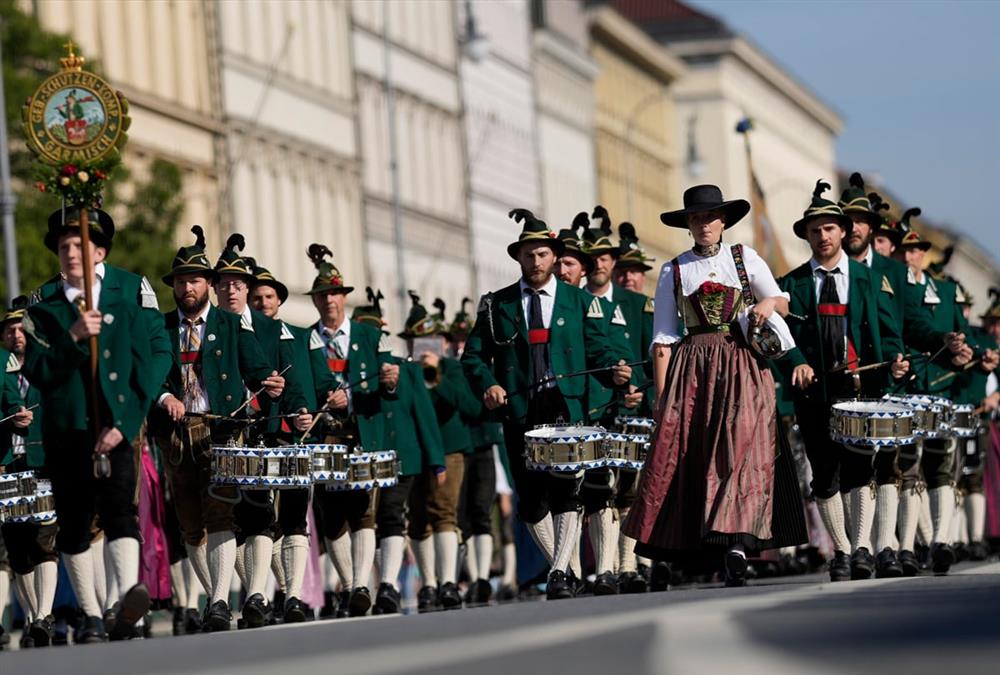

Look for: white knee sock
[966,492,986,542]
[14,572,38,622]
[552,511,581,573]
[182,558,202,610]
[951,505,967,545]
[207,531,237,605]
[35,561,57,618]
[569,534,583,579]
[170,561,186,607]
[929,486,955,545]
[108,537,140,602]
[325,533,354,590]
[501,543,517,586]
[245,535,272,598]
[234,543,248,589]
[413,536,437,588]
[380,536,405,588]
[91,537,108,610]
[281,534,309,600]
[619,534,639,574]
[874,485,899,552]
[271,536,286,593]
[464,538,478,582]
[104,540,119,612]
[917,491,934,545]
[474,534,494,581]
[322,553,340,591]
[589,508,619,575]
[816,494,852,553]
[848,487,876,553]
[434,531,459,585]
[352,528,376,590]
[898,489,920,552]
[185,543,211,596]
[65,550,103,617]
[527,513,556,565]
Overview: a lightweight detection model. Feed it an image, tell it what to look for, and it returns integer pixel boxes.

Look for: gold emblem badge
[880,275,894,296]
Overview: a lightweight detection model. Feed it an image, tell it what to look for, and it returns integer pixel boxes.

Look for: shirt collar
[322,316,351,338]
[809,251,848,276]
[177,303,211,325]
[863,247,874,267]
[520,274,557,297]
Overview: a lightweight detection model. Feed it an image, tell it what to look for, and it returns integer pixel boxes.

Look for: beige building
[588,5,687,282]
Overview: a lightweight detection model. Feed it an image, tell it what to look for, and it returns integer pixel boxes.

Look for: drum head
[832,400,913,418]
[524,425,606,443]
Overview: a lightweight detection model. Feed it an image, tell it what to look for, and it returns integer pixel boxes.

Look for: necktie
[182,317,203,408]
[327,330,347,387]
[526,288,548,396]
[818,269,846,368]
[17,373,28,399]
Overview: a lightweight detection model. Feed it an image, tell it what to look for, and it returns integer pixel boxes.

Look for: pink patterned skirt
[624,332,778,557]
[985,421,1000,542]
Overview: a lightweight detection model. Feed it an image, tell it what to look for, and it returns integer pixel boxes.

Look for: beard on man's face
[844,229,872,256]
[176,287,210,314]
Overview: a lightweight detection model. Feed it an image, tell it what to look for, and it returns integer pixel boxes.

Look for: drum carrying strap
[730,244,755,307]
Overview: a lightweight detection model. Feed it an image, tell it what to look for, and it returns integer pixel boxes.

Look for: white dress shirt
[519,274,557,329]
[809,251,850,344]
[63,261,105,310]
[321,317,353,413]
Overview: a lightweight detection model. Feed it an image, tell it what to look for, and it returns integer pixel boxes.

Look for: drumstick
[228,364,292,418]
[509,359,649,400]
[927,360,980,388]
[829,352,928,374]
[587,381,653,417]
[0,403,39,425]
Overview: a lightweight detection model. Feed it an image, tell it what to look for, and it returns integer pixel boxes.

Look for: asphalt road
[5,561,999,675]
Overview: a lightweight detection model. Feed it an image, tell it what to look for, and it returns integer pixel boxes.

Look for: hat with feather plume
[163,225,217,285]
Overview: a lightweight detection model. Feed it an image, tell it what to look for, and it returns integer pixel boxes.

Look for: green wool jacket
[23,277,152,443]
[461,279,621,425]
[778,258,894,404]
[868,252,943,354]
[241,308,308,433]
[150,304,275,435]
[308,320,392,451]
[949,326,995,406]
[907,274,970,394]
[37,264,171,416]
[1,349,28,466]
[382,356,445,475]
[1,352,43,468]
[585,295,634,424]
[428,356,480,455]
[287,323,318,413]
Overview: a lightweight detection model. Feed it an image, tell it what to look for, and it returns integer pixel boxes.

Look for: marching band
[1,177,999,648]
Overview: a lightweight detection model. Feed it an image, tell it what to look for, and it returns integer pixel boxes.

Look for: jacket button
[108,372,118,382]
[117,394,125,403]
[216,349,222,356]
[624,332,630,340]
[221,373,228,381]
[385,412,393,419]
[361,363,367,369]
[225,394,232,402]
[103,349,111,359]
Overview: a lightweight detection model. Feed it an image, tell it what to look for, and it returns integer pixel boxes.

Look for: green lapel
[551,280,575,344]
[793,270,817,332]
[848,260,869,350]
[497,283,527,343]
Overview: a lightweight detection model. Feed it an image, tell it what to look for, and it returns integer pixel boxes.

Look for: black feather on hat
[898,208,931,251]
[399,290,445,338]
[506,208,564,260]
[555,212,594,271]
[582,205,618,257]
[163,225,217,285]
[2,295,29,326]
[838,172,881,227]
[351,286,386,328]
[448,297,474,341]
[616,222,655,271]
[982,287,1000,321]
[305,243,353,295]
[215,232,253,277]
[792,180,853,239]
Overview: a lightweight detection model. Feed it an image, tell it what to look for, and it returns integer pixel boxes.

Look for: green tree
[1,1,184,305]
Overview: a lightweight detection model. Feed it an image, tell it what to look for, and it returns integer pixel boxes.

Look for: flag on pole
[736,118,789,276]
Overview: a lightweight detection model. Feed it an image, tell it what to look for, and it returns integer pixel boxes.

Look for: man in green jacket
[349,289,445,615]
[22,210,156,642]
[305,244,399,618]
[461,209,631,600]
[151,226,288,632]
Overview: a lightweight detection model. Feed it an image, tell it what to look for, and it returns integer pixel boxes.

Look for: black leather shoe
[172,607,185,636]
[546,570,574,600]
[850,547,875,580]
[374,583,401,615]
[619,570,648,594]
[28,617,54,647]
[464,579,492,606]
[335,590,351,619]
[650,561,671,592]
[109,583,151,640]
[19,632,34,649]
[348,587,372,616]
[241,593,271,629]
[283,596,307,623]
[495,584,517,602]
[968,540,989,561]
[898,550,920,577]
[183,608,203,634]
[439,582,463,609]
[103,604,119,638]
[724,552,749,587]
[417,585,439,613]
[0,625,9,650]
[829,551,851,582]
[205,600,232,632]
[931,543,955,575]
[875,548,904,578]
[319,590,338,619]
[593,571,619,596]
[77,616,107,644]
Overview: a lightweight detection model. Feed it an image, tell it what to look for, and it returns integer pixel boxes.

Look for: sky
[689,0,1000,263]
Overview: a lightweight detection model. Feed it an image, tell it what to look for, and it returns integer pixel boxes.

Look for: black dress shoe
[439,582,463,609]
[51,618,69,646]
[241,593,271,629]
[206,600,233,632]
[172,607,185,636]
[77,616,107,644]
[593,571,619,596]
[618,570,648,594]
[375,583,401,615]
[828,551,851,582]
[0,625,9,650]
[931,543,955,575]
[283,596,307,623]
[348,587,372,616]
[850,547,875,580]
[724,552,749,587]
[182,608,203,634]
[495,584,517,602]
[417,585,439,613]
[335,590,351,619]
[967,540,989,561]
[650,561,671,592]
[546,570,574,600]
[109,583,151,641]
[319,590,338,619]
[898,549,920,577]
[103,604,119,638]
[464,579,492,606]
[875,548,904,578]
[28,617,54,647]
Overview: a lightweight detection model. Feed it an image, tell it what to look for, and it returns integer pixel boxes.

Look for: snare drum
[523,426,607,472]
[211,445,313,489]
[0,471,37,523]
[603,433,649,469]
[950,404,978,438]
[883,394,953,438]
[614,417,655,437]
[829,400,915,447]
[25,479,56,523]
[372,451,399,488]
[309,443,349,483]
[325,450,393,491]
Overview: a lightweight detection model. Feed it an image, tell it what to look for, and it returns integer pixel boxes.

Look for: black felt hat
[398,291,446,339]
[506,208,564,260]
[305,244,354,295]
[1,295,28,327]
[247,258,289,304]
[214,234,254,279]
[448,297,474,341]
[897,208,931,251]
[582,206,618,257]
[868,191,901,245]
[659,185,750,230]
[45,207,115,253]
[792,180,853,239]
[982,287,1000,321]
[616,222,655,272]
[556,212,595,272]
[838,173,881,228]
[163,226,217,285]
[351,287,386,330]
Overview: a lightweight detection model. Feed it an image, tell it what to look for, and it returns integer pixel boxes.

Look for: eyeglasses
[217,280,247,290]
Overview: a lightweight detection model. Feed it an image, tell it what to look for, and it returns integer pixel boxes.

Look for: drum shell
[603,433,649,469]
[829,400,915,447]
[523,426,608,472]
[309,443,349,483]
[950,405,978,439]
[210,446,313,489]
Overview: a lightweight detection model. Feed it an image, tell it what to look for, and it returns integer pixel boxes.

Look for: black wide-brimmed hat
[163,226,218,285]
[616,222,655,272]
[351,287,386,330]
[556,213,595,272]
[582,206,618,257]
[398,291,446,339]
[214,234,254,279]
[659,185,750,230]
[448,297,474,341]
[867,191,901,245]
[1,295,28,327]
[897,208,931,251]
[838,173,881,228]
[45,207,115,253]
[305,244,354,295]
[792,180,853,239]
[248,258,289,304]
[506,208,564,260]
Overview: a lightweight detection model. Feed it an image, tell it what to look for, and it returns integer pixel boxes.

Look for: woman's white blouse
[651,244,789,346]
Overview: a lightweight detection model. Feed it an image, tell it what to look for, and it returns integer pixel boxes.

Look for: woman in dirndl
[623,185,805,585]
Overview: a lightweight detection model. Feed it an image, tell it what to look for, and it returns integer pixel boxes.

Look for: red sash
[818,303,847,317]
[528,329,550,345]
[180,351,201,365]
[327,358,348,373]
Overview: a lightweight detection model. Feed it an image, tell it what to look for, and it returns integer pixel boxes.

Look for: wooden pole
[78,208,102,436]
